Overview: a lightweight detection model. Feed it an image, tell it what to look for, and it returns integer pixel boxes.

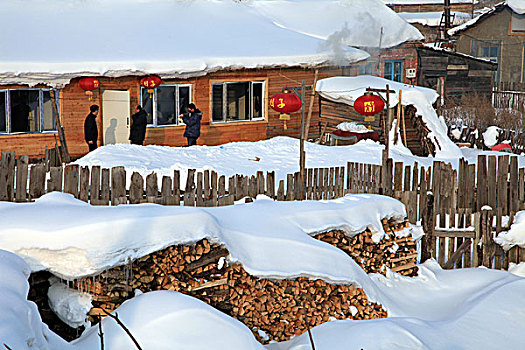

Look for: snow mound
[0,192,409,297]
[71,290,265,350]
[0,250,68,350]
[316,76,462,158]
[494,210,525,250]
[74,137,525,191]
[337,122,371,133]
[483,126,501,148]
[269,260,525,350]
[48,277,92,329]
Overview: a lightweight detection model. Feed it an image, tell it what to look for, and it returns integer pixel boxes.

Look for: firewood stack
[80,237,387,343]
[315,219,418,276]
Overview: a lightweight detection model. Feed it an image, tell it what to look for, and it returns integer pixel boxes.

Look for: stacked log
[79,238,386,343]
[315,219,418,276]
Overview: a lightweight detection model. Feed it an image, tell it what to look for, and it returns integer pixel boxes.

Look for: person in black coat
[84,105,99,152]
[129,105,147,145]
[180,103,202,146]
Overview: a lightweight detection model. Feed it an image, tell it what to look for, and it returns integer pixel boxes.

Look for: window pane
[178,86,191,116]
[10,90,39,132]
[212,84,223,121]
[384,62,393,80]
[490,47,498,58]
[481,47,490,57]
[0,92,5,132]
[252,82,263,119]
[141,88,153,124]
[226,82,250,121]
[42,91,57,131]
[394,61,403,82]
[156,86,176,125]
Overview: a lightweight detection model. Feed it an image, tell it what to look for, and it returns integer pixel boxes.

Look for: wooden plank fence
[0,151,344,207]
[2,149,525,270]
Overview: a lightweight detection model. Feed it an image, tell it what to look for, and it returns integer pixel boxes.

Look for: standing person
[129,105,147,145]
[180,103,202,146]
[84,104,99,152]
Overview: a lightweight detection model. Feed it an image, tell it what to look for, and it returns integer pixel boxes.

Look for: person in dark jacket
[129,105,147,145]
[180,103,202,146]
[84,105,99,152]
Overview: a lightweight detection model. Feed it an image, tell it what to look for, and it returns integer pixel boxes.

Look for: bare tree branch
[98,315,105,350]
[100,309,143,350]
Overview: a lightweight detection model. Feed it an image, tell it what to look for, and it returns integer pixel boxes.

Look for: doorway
[102,90,130,144]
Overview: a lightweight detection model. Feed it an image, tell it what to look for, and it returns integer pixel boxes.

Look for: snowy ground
[1,247,524,350]
[4,136,525,349]
[74,137,525,188]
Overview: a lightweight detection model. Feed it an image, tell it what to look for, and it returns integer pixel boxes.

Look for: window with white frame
[0,89,58,134]
[211,81,264,122]
[141,84,192,126]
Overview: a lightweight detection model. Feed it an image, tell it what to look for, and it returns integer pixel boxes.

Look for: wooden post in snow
[50,89,70,163]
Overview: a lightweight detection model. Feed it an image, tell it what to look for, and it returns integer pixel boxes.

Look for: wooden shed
[416,45,498,103]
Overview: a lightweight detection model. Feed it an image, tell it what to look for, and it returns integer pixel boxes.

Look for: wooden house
[0,0,423,159]
[450,2,525,84]
[383,0,476,13]
[316,75,459,157]
[416,45,498,103]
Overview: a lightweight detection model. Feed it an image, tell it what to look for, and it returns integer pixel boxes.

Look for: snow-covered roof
[448,1,522,35]
[382,0,476,4]
[507,0,525,14]
[420,43,499,65]
[0,0,423,87]
[399,11,472,26]
[250,0,423,49]
[316,75,462,158]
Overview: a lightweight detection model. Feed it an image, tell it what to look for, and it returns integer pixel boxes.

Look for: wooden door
[102,90,130,144]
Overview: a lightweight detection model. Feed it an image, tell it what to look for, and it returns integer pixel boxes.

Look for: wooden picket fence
[0,151,344,207]
[1,149,525,269]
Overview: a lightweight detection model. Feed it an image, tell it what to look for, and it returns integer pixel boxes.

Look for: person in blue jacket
[180,103,202,146]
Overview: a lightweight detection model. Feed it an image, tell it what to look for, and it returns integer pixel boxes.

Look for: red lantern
[140,76,162,89]
[79,78,100,101]
[354,93,385,116]
[269,91,302,114]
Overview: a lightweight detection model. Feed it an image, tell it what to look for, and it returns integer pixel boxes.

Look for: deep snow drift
[269,261,525,350]
[71,291,265,350]
[2,248,525,350]
[0,250,69,350]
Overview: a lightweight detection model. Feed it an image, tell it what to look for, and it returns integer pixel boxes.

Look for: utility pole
[366,85,395,195]
[285,81,311,200]
[444,0,451,39]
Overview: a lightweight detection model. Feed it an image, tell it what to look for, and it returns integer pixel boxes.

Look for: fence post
[47,166,63,194]
[129,172,144,204]
[184,169,196,206]
[29,163,46,200]
[0,151,15,201]
[64,164,80,198]
[421,192,435,262]
[15,156,29,202]
[481,208,493,268]
[79,166,90,202]
[110,166,126,206]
